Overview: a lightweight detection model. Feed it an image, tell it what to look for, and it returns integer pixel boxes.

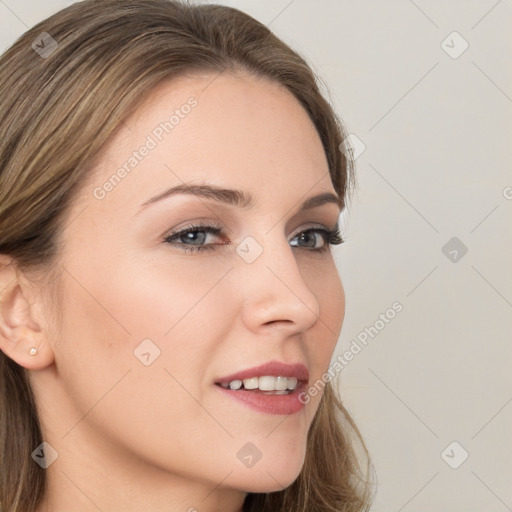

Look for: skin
[0,71,345,511]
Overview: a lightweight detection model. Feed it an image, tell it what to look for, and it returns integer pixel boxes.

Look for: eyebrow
[138,183,343,213]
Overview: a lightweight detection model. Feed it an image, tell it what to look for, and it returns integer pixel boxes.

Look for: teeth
[221,376,299,391]
[287,377,298,390]
[228,380,243,390]
[275,376,289,391]
[243,377,259,390]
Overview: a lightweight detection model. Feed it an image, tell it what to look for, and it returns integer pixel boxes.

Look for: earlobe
[0,255,55,370]
[0,325,55,370]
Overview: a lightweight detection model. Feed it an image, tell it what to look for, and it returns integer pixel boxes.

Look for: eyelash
[162,222,344,254]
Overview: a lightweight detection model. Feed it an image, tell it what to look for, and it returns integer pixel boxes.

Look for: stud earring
[28,347,37,356]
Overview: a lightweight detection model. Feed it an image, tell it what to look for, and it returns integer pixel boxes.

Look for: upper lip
[215,360,310,385]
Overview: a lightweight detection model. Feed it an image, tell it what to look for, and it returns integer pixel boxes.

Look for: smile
[214,361,310,414]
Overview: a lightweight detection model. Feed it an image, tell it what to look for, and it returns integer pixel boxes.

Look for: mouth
[214,361,309,415]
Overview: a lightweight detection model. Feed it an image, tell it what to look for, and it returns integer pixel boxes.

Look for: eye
[290,227,344,252]
[163,223,227,253]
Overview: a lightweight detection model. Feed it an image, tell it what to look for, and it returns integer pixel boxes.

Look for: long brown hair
[0,1,373,510]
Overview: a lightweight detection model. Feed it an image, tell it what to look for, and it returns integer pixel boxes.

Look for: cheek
[66,242,231,336]
[54,253,240,470]
[57,249,233,384]
[304,256,345,344]
[301,257,345,402]
[318,263,345,334]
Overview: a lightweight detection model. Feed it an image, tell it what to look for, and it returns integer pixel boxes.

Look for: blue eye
[163,223,344,254]
[290,228,343,250]
[163,223,224,253]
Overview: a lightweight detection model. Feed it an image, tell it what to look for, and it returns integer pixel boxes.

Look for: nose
[239,237,321,336]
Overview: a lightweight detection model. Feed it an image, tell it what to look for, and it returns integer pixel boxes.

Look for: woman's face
[32,71,345,506]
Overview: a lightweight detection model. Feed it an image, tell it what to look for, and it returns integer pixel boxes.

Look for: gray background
[1,1,511,510]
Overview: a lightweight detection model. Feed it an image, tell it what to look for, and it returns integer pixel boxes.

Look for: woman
[0,1,372,510]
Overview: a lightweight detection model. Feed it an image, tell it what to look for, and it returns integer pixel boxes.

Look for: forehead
[79,71,333,218]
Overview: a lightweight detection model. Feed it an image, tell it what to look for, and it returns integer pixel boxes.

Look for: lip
[214,360,309,416]
[215,360,310,385]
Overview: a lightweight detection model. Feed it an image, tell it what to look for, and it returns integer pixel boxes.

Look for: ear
[0,254,55,370]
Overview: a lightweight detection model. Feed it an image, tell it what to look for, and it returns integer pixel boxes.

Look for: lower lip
[214,383,307,415]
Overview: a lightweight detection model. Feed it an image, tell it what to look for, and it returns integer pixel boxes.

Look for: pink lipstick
[214,361,309,415]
